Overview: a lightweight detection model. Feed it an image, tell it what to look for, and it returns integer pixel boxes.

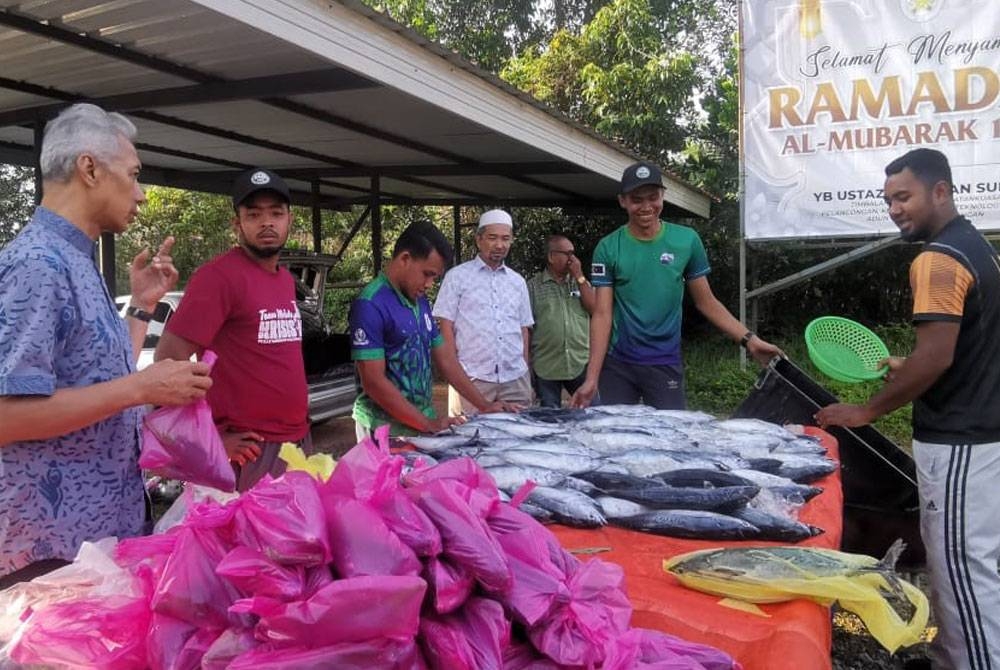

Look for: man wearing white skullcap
[433,209,534,415]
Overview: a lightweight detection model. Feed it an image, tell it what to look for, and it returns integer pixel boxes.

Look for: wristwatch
[575,275,587,285]
[126,305,154,323]
[739,331,756,348]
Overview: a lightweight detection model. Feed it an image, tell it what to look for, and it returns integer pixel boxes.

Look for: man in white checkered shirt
[433,209,534,416]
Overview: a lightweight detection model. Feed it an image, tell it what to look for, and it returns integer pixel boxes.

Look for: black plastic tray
[733,357,925,566]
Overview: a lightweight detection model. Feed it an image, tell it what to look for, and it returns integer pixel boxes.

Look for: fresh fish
[408,434,477,452]
[573,430,692,453]
[446,423,521,439]
[728,506,822,542]
[500,449,602,474]
[527,486,607,527]
[562,476,598,494]
[603,484,759,512]
[648,409,716,424]
[462,418,565,439]
[575,471,664,491]
[654,468,757,489]
[594,495,653,519]
[517,408,591,423]
[605,449,690,477]
[518,501,554,523]
[715,418,800,441]
[484,465,566,492]
[482,438,599,458]
[766,485,824,503]
[771,456,838,483]
[613,509,760,540]
[587,404,658,416]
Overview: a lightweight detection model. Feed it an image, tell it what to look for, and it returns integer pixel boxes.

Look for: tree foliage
[0,165,35,248]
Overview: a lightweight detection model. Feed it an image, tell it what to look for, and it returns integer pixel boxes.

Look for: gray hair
[40,103,137,182]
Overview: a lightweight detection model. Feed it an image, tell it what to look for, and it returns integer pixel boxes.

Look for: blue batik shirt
[0,207,145,577]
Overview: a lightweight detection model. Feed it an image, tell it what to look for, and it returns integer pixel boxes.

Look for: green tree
[0,165,35,249]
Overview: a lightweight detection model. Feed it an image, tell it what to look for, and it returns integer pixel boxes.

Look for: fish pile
[406,405,837,542]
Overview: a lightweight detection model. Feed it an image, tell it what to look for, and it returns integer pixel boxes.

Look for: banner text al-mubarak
[741,0,1000,239]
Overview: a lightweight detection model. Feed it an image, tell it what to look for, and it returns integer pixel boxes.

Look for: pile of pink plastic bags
[6,427,741,670]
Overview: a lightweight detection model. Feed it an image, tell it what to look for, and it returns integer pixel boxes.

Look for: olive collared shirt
[527,269,590,381]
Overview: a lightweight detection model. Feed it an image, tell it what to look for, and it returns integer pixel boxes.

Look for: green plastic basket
[805,317,890,383]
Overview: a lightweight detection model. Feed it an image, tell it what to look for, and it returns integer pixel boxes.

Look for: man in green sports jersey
[349,221,509,438]
[571,161,780,409]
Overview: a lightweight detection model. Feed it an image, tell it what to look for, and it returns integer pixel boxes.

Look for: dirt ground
[309,384,933,669]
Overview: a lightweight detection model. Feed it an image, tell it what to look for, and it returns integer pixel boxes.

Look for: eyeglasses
[549,250,575,257]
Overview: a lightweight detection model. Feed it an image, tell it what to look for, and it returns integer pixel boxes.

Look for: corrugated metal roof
[0,0,712,216]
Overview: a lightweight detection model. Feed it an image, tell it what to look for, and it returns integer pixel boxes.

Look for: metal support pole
[737,1,748,370]
[311,181,322,253]
[33,120,43,204]
[452,205,461,264]
[370,175,382,275]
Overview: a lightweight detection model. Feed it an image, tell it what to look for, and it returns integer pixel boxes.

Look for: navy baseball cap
[231,168,291,209]
[620,161,663,194]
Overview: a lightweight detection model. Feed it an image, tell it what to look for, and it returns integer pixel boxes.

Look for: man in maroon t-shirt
[155,168,309,491]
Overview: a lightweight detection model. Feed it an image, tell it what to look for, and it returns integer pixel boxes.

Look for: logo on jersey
[424,313,433,331]
[659,252,675,265]
[591,263,606,277]
[353,328,370,346]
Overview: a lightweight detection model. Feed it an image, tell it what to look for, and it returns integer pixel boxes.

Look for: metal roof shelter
[0,0,711,287]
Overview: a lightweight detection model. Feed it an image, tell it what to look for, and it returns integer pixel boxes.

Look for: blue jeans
[534,369,592,408]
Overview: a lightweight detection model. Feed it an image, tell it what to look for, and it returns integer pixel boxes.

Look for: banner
[741,0,1000,240]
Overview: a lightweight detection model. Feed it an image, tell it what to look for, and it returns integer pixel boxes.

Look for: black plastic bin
[733,357,925,566]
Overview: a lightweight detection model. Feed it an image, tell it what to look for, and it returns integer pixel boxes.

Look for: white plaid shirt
[432,255,534,383]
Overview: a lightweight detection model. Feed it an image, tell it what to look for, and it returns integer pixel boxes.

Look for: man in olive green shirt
[527,234,597,407]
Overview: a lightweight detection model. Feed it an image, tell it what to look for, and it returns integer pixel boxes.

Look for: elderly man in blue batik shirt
[0,103,211,588]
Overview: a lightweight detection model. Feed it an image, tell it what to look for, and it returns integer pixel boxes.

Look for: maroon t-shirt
[166,248,308,441]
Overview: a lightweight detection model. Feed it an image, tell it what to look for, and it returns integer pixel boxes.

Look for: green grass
[684,325,914,451]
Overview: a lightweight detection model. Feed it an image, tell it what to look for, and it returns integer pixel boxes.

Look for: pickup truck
[115,250,356,424]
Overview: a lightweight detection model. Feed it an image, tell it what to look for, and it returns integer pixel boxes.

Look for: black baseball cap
[231,168,291,209]
[620,161,663,194]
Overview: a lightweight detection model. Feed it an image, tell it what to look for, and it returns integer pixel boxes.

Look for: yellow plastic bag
[663,540,928,653]
[278,442,336,482]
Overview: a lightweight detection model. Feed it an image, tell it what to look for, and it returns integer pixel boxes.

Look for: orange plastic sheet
[550,428,843,670]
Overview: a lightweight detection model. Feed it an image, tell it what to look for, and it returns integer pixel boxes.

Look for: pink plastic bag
[233,471,330,566]
[603,628,742,670]
[227,637,424,670]
[216,546,306,600]
[501,641,561,670]
[376,481,443,557]
[152,524,239,629]
[405,457,500,518]
[10,595,151,670]
[324,496,421,577]
[420,597,509,670]
[527,558,632,667]
[496,528,572,626]
[146,614,222,670]
[230,574,426,648]
[140,350,236,492]
[411,479,511,592]
[201,627,260,670]
[424,555,475,614]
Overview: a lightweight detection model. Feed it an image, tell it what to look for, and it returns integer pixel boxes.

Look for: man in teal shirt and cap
[572,161,780,409]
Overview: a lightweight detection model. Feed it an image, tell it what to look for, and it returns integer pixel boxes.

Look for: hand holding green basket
[805,317,890,383]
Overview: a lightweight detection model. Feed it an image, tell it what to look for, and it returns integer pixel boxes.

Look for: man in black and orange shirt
[817,148,1000,670]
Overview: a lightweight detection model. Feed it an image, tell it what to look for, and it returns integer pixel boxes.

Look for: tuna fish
[614,510,760,540]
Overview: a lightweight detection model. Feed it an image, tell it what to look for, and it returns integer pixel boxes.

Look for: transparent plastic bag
[663,542,929,653]
[10,594,152,670]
